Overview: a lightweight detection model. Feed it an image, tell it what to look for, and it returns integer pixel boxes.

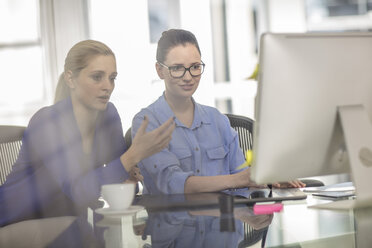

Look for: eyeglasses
[158,61,205,78]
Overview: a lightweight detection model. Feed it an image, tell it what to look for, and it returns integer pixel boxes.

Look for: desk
[1,191,371,248]
[96,194,369,248]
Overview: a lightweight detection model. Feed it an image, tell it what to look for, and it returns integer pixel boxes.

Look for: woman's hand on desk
[233,169,305,189]
[272,180,306,188]
[233,168,267,188]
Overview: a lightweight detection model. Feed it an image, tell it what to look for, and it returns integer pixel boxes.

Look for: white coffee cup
[101,183,135,210]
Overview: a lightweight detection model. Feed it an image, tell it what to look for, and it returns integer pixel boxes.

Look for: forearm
[184,174,238,193]
[120,146,141,173]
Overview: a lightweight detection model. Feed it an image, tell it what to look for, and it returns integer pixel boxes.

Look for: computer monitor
[251,32,372,205]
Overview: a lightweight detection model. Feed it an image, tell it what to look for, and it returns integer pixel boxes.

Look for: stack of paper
[303,182,355,199]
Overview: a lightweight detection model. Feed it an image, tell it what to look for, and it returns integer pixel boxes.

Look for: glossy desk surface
[1,190,371,248]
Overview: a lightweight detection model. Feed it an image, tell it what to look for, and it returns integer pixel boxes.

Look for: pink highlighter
[253,203,283,215]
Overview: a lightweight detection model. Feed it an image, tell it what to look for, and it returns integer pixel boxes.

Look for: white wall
[89,0,155,132]
[0,0,88,126]
[0,0,308,127]
[6,0,369,127]
[268,0,307,32]
[89,0,217,132]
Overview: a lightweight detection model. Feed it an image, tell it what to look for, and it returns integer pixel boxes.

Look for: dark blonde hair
[156,29,201,63]
[54,40,115,103]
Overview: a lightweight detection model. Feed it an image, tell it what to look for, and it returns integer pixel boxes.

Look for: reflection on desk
[134,188,306,211]
[96,206,272,248]
[144,211,244,248]
[2,192,372,247]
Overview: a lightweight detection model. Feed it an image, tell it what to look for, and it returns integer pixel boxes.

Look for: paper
[308,198,372,210]
[312,191,355,199]
[303,182,354,193]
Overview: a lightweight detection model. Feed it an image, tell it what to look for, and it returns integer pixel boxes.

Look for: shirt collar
[154,92,211,129]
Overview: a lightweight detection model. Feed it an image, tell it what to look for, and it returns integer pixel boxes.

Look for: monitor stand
[310,104,372,210]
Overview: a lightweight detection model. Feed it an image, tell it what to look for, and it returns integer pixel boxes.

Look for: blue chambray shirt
[132,93,245,194]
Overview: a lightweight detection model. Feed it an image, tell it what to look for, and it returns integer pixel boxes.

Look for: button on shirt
[132,94,245,194]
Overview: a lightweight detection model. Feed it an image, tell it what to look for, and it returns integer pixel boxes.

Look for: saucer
[95,205,144,217]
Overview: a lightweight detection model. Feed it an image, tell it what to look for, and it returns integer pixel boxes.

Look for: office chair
[124,127,144,195]
[124,127,132,149]
[225,114,324,188]
[225,114,254,157]
[238,225,269,248]
[0,125,25,185]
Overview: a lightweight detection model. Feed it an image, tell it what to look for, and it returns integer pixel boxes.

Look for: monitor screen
[251,33,372,187]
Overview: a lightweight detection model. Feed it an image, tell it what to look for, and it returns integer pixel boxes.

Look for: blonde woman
[0,40,175,227]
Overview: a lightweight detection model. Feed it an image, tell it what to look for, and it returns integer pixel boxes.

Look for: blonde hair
[54,40,115,103]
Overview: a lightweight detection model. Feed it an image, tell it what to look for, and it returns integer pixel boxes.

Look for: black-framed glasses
[158,61,205,78]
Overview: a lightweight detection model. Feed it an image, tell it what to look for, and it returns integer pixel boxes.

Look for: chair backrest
[0,126,25,185]
[225,115,269,248]
[124,127,144,194]
[124,127,132,149]
[225,114,254,159]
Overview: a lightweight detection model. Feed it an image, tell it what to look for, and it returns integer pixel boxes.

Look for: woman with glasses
[131,29,256,194]
[132,29,305,194]
[0,40,175,227]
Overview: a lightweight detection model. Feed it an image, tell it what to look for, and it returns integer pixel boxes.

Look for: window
[0,0,46,125]
[305,0,372,31]
[306,0,372,18]
[147,0,180,43]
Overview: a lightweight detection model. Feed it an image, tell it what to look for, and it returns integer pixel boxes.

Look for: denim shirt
[132,94,245,194]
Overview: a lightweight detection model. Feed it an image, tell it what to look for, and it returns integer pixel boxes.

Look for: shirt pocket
[206,146,229,175]
[173,148,193,171]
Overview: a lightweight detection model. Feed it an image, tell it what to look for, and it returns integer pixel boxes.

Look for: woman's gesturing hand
[120,116,175,172]
[131,115,175,160]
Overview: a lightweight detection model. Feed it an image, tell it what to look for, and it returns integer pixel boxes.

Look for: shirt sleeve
[220,114,246,174]
[132,111,193,194]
